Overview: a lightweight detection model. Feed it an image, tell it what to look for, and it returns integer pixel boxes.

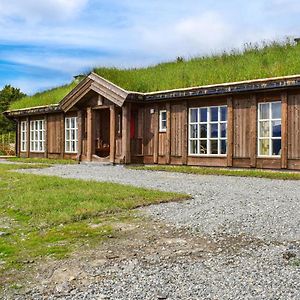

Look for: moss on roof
[10,41,300,110]
[9,82,78,110]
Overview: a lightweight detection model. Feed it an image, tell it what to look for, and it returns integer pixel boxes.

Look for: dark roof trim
[4,104,61,118]
[144,75,300,101]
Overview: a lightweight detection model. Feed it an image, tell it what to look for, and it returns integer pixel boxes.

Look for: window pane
[66,118,70,129]
[272,120,281,137]
[259,103,269,119]
[200,124,207,138]
[272,102,281,119]
[71,118,75,129]
[200,108,207,122]
[272,139,281,156]
[259,139,269,156]
[161,111,166,122]
[220,140,227,154]
[190,140,198,154]
[210,107,218,122]
[210,140,218,154]
[210,124,218,138]
[190,109,198,123]
[220,123,227,138]
[66,141,70,152]
[190,125,198,138]
[259,121,269,138]
[200,140,207,154]
[220,107,227,121]
[162,120,167,129]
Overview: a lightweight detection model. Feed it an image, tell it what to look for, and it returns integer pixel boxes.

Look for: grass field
[7,157,77,165]
[0,163,186,284]
[10,40,300,110]
[129,165,300,180]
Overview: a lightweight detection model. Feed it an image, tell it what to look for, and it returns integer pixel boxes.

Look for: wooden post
[110,105,116,164]
[44,115,48,158]
[77,110,83,162]
[86,107,93,162]
[227,96,234,167]
[281,91,288,169]
[16,120,20,157]
[153,105,159,164]
[122,103,131,164]
[182,101,188,165]
[60,114,65,159]
[26,117,30,158]
[165,102,171,164]
[250,94,257,168]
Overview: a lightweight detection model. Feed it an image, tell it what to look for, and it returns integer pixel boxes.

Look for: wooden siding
[288,93,300,159]
[47,113,63,154]
[170,104,184,157]
[233,96,252,158]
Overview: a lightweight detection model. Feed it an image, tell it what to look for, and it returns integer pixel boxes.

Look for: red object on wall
[130,112,135,139]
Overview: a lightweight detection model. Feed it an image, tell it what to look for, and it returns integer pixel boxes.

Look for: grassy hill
[10,41,300,110]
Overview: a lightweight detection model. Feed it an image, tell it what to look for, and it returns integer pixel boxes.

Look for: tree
[0,85,26,133]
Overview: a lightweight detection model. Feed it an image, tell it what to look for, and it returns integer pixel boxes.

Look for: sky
[0,0,300,95]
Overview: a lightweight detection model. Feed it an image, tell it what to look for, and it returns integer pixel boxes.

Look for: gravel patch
[14,163,300,299]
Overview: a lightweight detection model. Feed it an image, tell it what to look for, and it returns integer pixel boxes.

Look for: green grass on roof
[94,41,300,93]
[10,40,300,110]
[9,82,78,110]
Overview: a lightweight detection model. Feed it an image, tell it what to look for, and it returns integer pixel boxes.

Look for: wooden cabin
[5,72,300,170]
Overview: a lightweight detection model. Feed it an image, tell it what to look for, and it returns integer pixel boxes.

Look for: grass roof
[10,41,300,110]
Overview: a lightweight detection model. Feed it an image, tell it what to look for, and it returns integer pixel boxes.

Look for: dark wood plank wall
[15,89,300,170]
[233,96,252,159]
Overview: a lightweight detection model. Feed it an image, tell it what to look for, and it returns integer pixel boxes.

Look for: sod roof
[9,41,300,110]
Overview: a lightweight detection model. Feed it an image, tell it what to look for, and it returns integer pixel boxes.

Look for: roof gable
[60,73,131,112]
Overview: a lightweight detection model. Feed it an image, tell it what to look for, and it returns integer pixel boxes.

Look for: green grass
[9,82,77,110]
[7,157,77,165]
[0,163,187,282]
[9,40,300,110]
[129,165,300,180]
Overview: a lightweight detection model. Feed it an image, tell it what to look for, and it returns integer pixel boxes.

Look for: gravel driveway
[16,164,300,299]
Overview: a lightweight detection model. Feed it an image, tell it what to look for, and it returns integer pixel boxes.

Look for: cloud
[0,0,89,23]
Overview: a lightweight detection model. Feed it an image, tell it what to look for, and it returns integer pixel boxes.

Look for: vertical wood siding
[288,94,300,159]
[48,113,62,154]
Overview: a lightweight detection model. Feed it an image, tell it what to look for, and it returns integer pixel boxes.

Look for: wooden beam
[26,117,30,158]
[250,94,257,168]
[77,110,83,162]
[86,107,93,162]
[60,114,65,159]
[122,103,131,163]
[16,120,20,157]
[44,115,48,158]
[153,105,159,164]
[182,101,188,165]
[165,102,171,164]
[281,91,288,169]
[110,105,116,164]
[227,96,234,167]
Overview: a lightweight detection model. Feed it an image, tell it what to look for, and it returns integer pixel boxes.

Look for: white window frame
[20,121,27,152]
[30,120,45,152]
[257,101,282,157]
[188,106,227,156]
[159,110,167,132]
[65,117,78,153]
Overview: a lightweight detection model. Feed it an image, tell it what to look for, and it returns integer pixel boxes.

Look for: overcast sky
[0,0,299,94]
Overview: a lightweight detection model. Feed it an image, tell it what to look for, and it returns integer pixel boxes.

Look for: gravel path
[15,163,300,299]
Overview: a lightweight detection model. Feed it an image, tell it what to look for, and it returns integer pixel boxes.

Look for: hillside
[10,41,300,110]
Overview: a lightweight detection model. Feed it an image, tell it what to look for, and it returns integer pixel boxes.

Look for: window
[20,121,27,152]
[65,117,78,153]
[258,102,281,156]
[189,106,227,155]
[30,120,45,152]
[159,110,167,132]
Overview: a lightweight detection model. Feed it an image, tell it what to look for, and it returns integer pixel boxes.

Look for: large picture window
[65,117,78,153]
[258,102,281,156]
[20,121,27,152]
[189,106,227,155]
[30,120,45,152]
